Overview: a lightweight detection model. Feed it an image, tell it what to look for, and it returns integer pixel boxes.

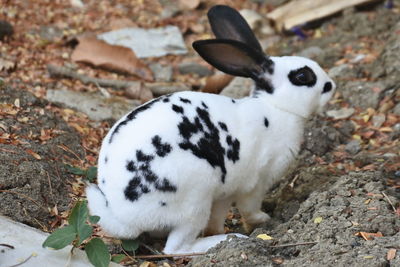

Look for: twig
[132,252,206,259]
[140,242,163,255]
[288,174,300,188]
[7,254,34,267]
[382,191,397,213]
[47,64,188,95]
[0,243,15,249]
[270,241,318,248]
[0,190,48,213]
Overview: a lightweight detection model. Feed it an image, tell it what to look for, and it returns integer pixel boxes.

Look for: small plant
[65,164,98,182]
[42,200,111,267]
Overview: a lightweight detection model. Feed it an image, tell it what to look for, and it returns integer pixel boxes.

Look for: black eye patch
[288,66,317,87]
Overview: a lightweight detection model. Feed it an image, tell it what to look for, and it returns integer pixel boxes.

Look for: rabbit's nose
[322,81,333,94]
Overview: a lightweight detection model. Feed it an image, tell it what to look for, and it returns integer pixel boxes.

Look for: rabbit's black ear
[207,5,262,53]
[193,39,269,78]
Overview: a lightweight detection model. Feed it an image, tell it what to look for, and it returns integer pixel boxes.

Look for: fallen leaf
[364,255,374,259]
[0,58,16,71]
[356,231,383,241]
[72,36,153,81]
[272,257,284,264]
[26,149,42,160]
[314,217,323,224]
[387,249,396,260]
[201,73,234,94]
[257,234,273,240]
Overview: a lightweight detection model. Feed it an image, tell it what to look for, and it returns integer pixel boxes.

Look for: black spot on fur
[179,97,192,104]
[226,138,240,162]
[101,179,105,184]
[163,98,170,103]
[178,106,230,183]
[124,149,177,202]
[136,150,154,163]
[255,79,274,94]
[231,99,236,103]
[98,187,109,207]
[152,135,172,157]
[160,201,167,207]
[104,157,108,164]
[201,101,208,109]
[155,178,177,192]
[172,104,184,114]
[264,117,269,128]
[126,161,137,172]
[109,97,162,143]
[124,176,141,201]
[218,122,228,131]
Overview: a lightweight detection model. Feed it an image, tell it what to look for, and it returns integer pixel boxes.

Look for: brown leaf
[26,149,42,160]
[201,73,234,94]
[387,249,396,260]
[71,36,153,81]
[0,58,16,72]
[356,231,383,241]
[125,82,153,103]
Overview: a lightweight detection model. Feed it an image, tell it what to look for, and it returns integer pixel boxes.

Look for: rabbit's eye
[288,66,317,87]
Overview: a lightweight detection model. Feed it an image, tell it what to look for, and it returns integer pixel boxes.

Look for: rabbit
[86,5,336,254]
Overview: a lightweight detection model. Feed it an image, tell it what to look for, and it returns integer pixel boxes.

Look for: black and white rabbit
[86,5,335,254]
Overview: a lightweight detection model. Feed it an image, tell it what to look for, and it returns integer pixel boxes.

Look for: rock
[328,64,351,79]
[393,103,400,115]
[146,82,190,96]
[350,54,366,63]
[98,26,188,58]
[326,108,355,120]
[149,63,173,82]
[39,25,63,42]
[46,89,139,121]
[220,77,253,99]
[345,140,361,155]
[340,81,382,109]
[371,114,386,128]
[178,62,212,77]
[297,46,323,59]
[0,20,13,40]
[259,35,281,50]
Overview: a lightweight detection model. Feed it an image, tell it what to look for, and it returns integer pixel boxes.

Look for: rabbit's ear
[193,39,270,79]
[207,5,262,53]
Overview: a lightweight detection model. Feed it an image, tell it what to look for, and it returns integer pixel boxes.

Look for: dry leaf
[125,82,153,103]
[272,257,284,264]
[72,36,153,81]
[257,234,273,240]
[387,249,396,260]
[26,149,41,160]
[0,58,16,71]
[201,73,234,94]
[356,231,383,241]
[314,217,323,224]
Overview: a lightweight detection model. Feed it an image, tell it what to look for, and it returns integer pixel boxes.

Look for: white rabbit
[86,5,335,254]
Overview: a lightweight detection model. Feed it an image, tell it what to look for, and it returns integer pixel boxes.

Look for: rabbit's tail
[86,184,138,238]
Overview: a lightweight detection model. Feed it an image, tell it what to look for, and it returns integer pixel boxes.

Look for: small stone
[394,170,400,177]
[345,140,361,155]
[350,54,366,63]
[178,62,212,77]
[393,103,400,115]
[39,25,63,42]
[326,108,355,119]
[297,46,323,59]
[220,77,253,99]
[328,64,350,79]
[149,63,173,82]
[371,114,386,128]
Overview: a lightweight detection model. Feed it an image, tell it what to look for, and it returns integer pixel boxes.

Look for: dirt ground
[0,1,399,266]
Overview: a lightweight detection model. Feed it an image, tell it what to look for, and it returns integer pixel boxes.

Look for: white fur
[86,12,336,255]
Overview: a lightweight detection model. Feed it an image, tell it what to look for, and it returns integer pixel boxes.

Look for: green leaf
[68,201,88,231]
[121,239,139,252]
[111,254,126,263]
[65,164,86,175]
[42,225,77,250]
[85,238,110,267]
[77,224,93,246]
[89,215,100,224]
[86,166,97,182]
